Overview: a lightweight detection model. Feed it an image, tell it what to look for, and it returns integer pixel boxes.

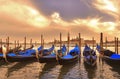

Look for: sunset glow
[93,0,120,20]
[0,0,49,28]
[0,0,119,41]
[0,1,120,79]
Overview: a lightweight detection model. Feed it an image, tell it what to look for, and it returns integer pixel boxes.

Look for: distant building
[48,37,97,46]
[70,38,84,46]
[84,40,96,45]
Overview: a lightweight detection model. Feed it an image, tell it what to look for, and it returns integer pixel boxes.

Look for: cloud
[0,0,50,28]
[51,12,116,32]
[0,0,118,42]
[92,0,120,37]
[93,0,120,21]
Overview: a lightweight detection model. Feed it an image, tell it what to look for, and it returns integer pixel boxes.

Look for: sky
[0,0,120,43]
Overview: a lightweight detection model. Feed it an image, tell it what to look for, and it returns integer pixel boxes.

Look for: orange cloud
[93,0,120,21]
[51,12,117,33]
[91,0,120,37]
[0,0,118,42]
[0,0,50,28]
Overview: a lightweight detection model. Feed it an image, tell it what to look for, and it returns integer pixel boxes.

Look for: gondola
[39,45,67,63]
[83,45,97,66]
[8,45,22,53]
[57,45,80,65]
[96,45,120,65]
[0,46,43,62]
[0,45,22,60]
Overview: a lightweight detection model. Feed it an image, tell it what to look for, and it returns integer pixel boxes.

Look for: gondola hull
[0,57,3,60]
[58,55,79,65]
[103,56,120,65]
[39,56,57,63]
[39,45,67,63]
[84,57,97,67]
[58,45,80,65]
[96,45,120,65]
[5,55,37,62]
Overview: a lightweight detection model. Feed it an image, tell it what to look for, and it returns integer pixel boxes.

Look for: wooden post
[79,33,81,55]
[43,39,44,48]
[15,40,16,49]
[67,32,70,53]
[117,37,119,54]
[41,35,43,47]
[60,33,62,50]
[115,37,117,53]
[35,41,37,46]
[7,36,9,52]
[6,38,8,53]
[30,39,32,46]
[54,38,56,46]
[105,37,107,49]
[24,36,26,50]
[6,37,9,53]
[92,37,94,50]
[17,40,19,47]
[100,33,103,52]
[0,39,2,47]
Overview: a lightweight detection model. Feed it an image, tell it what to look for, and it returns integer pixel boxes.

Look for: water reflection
[58,63,76,79]
[105,61,120,78]
[7,61,34,77]
[0,60,9,67]
[84,62,97,79]
[110,65,120,78]
[40,64,62,79]
[0,47,120,79]
[39,62,57,79]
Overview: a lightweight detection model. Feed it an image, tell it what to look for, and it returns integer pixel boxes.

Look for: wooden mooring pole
[41,35,43,47]
[105,37,107,49]
[43,39,44,48]
[117,37,119,54]
[0,39,2,47]
[60,33,62,50]
[35,41,37,46]
[79,33,81,56]
[115,37,117,53]
[54,38,56,46]
[14,40,16,49]
[67,32,70,53]
[30,39,32,46]
[17,40,19,47]
[92,37,94,50]
[24,36,26,50]
[7,36,9,52]
[100,33,103,53]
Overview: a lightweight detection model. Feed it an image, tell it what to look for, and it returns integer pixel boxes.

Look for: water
[0,47,120,79]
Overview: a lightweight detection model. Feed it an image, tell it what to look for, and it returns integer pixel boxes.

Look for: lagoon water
[0,46,120,79]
